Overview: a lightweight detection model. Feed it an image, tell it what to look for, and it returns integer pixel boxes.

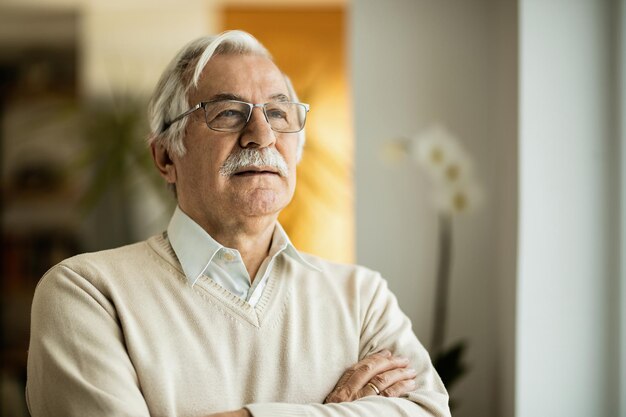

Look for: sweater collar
[167,206,318,286]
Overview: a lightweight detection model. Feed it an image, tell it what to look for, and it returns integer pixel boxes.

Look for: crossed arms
[212,350,420,417]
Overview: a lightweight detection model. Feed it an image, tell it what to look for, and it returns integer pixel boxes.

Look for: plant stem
[431,212,452,356]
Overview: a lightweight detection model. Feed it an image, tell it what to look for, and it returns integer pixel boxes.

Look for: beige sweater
[26,234,450,417]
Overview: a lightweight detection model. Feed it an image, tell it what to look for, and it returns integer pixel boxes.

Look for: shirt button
[223,251,235,261]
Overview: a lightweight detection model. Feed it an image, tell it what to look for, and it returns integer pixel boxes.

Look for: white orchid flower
[410,124,464,180]
[433,181,484,215]
[382,123,485,215]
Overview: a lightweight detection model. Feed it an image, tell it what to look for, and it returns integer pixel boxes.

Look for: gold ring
[366,382,380,395]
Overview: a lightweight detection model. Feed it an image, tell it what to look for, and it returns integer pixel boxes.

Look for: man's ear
[151,141,177,185]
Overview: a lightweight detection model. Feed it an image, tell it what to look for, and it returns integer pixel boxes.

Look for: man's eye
[266,109,287,119]
[216,109,245,118]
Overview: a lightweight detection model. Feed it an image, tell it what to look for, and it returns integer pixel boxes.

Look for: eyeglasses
[162,100,310,133]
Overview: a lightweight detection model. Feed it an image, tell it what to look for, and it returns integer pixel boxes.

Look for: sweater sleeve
[26,264,151,417]
[246,272,451,417]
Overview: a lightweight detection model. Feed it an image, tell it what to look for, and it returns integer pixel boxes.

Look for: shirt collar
[167,206,319,286]
[271,222,320,272]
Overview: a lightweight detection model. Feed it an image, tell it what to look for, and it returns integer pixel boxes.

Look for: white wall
[517,1,621,416]
[351,1,518,416]
[621,0,626,413]
[491,3,519,416]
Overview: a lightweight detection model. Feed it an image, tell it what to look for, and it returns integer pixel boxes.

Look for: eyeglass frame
[161,99,310,134]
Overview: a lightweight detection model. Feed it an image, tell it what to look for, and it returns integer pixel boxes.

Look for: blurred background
[0,1,624,417]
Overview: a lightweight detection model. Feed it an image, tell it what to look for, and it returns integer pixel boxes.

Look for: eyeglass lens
[203,101,306,133]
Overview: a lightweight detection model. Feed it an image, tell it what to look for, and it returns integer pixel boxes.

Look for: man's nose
[239,107,277,149]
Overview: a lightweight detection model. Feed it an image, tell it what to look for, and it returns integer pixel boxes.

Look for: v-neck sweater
[26,234,450,417]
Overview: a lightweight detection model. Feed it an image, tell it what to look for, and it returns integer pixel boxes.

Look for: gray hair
[147,30,305,161]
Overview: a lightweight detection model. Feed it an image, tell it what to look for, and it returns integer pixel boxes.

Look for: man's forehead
[191,54,289,101]
[203,92,291,102]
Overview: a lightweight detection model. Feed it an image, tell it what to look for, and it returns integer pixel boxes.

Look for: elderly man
[26,31,450,417]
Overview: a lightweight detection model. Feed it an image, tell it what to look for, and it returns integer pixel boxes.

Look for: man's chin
[234,189,290,218]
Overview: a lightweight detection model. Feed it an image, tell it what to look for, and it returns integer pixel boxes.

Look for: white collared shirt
[167,206,317,306]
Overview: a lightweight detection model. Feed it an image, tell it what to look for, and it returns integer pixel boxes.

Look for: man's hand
[324,350,417,403]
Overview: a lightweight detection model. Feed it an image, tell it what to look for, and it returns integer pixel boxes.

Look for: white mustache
[219,148,289,177]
